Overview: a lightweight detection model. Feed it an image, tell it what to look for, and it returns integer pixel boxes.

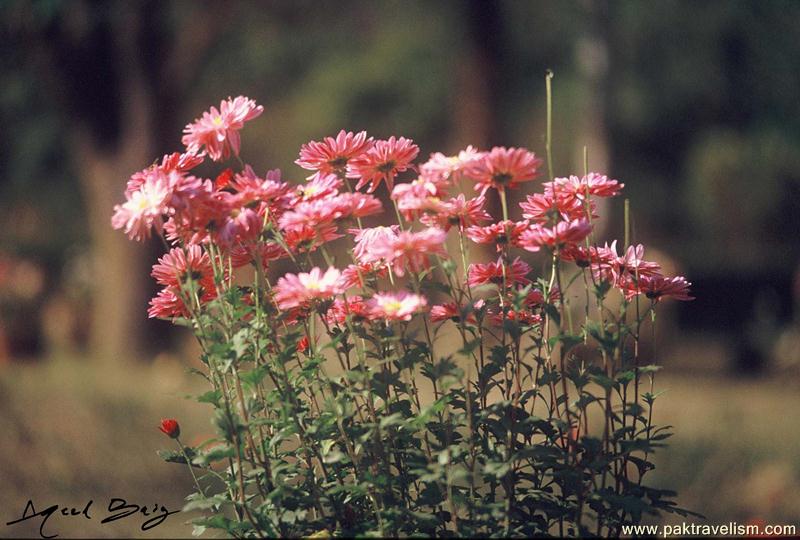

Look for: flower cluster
[114,96,694,538]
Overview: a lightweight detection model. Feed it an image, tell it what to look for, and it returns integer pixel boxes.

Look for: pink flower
[370,227,448,277]
[151,245,215,291]
[623,274,694,302]
[148,284,217,319]
[430,302,478,324]
[545,173,624,203]
[520,190,593,224]
[325,295,369,326]
[465,146,542,194]
[367,291,427,322]
[467,257,531,287]
[351,226,400,265]
[339,263,388,289]
[391,178,447,220]
[617,244,662,279]
[274,267,344,310]
[292,173,343,203]
[182,96,263,161]
[419,146,483,186]
[112,171,171,241]
[330,192,384,219]
[561,244,616,269]
[283,224,343,253]
[519,219,593,252]
[230,166,291,212]
[347,136,419,193]
[420,194,491,231]
[229,242,287,268]
[296,130,374,178]
[465,220,529,250]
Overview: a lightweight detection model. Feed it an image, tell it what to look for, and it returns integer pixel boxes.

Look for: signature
[5,498,180,539]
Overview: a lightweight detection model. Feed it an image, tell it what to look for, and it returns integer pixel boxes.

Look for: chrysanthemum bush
[113,90,698,537]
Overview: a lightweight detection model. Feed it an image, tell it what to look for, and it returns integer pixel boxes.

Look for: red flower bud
[297,336,309,354]
[159,418,181,439]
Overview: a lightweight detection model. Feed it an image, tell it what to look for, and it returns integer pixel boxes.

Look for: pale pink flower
[351,226,401,265]
[182,96,263,161]
[273,267,344,310]
[367,291,427,322]
[465,220,529,250]
[330,192,384,219]
[296,130,374,177]
[391,178,447,220]
[519,219,593,252]
[419,146,483,186]
[292,173,343,203]
[465,146,542,194]
[467,257,531,287]
[420,194,491,231]
[278,198,344,232]
[112,172,171,241]
[617,244,662,279]
[371,227,448,277]
[347,136,419,193]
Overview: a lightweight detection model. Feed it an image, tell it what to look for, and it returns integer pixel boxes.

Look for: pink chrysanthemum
[182,96,263,161]
[430,302,479,324]
[465,220,529,250]
[324,295,369,327]
[467,257,531,288]
[520,190,595,224]
[273,267,344,310]
[347,136,419,193]
[148,285,217,319]
[617,244,662,279]
[230,166,291,212]
[339,263,389,289]
[545,173,624,204]
[621,274,694,302]
[370,227,448,277]
[419,146,484,187]
[420,194,491,231]
[367,291,427,322]
[283,224,344,254]
[351,226,401,266]
[111,171,172,241]
[292,173,343,203]
[296,130,374,178]
[151,245,216,292]
[229,241,287,269]
[519,219,593,252]
[465,146,542,194]
[391,178,447,221]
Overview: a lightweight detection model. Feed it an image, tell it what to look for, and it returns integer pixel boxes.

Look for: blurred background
[2,0,800,536]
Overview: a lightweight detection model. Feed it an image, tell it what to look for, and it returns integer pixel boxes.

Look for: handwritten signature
[5,498,180,539]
